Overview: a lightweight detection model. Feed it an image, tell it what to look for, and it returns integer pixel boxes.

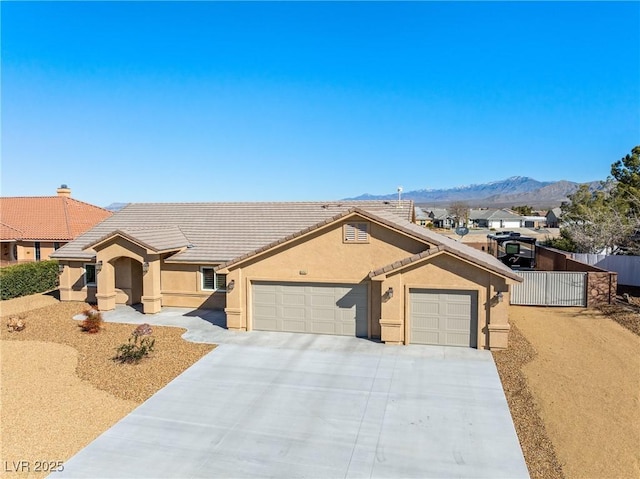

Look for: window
[344,222,369,243]
[35,242,41,261]
[84,264,97,286]
[201,267,227,291]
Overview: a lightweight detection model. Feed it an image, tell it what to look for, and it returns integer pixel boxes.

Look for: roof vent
[187,244,194,249]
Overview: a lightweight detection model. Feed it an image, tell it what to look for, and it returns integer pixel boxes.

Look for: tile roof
[214,206,522,281]
[469,209,524,221]
[0,196,112,241]
[51,201,414,262]
[363,210,523,281]
[85,226,191,253]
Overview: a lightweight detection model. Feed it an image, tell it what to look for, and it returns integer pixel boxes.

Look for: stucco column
[96,259,116,311]
[379,276,404,345]
[141,255,162,314]
[487,277,511,350]
[224,269,244,331]
[58,261,73,301]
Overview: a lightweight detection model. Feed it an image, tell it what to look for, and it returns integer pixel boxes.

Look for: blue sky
[2,1,639,206]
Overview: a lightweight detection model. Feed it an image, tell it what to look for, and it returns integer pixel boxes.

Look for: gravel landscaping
[2,293,638,479]
[1,295,214,478]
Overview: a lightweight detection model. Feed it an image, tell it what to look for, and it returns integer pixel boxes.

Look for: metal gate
[510,271,587,306]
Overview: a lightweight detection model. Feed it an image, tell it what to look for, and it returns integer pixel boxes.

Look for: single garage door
[252,282,368,337]
[410,289,477,347]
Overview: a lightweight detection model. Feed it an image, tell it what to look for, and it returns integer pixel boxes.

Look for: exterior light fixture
[95,261,103,273]
[228,279,235,291]
[58,264,65,274]
[142,262,150,274]
[387,287,394,299]
[495,292,504,303]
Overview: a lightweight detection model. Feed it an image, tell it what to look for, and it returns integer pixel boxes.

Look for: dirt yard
[1,294,639,479]
[0,295,215,478]
[498,306,640,479]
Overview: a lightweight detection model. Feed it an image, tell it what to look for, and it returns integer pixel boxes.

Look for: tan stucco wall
[161,261,225,309]
[378,253,511,349]
[56,215,514,349]
[58,260,97,303]
[8,241,65,262]
[223,217,431,335]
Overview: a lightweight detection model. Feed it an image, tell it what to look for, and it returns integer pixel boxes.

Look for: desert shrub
[79,308,103,334]
[0,260,59,300]
[6,317,26,332]
[113,324,155,364]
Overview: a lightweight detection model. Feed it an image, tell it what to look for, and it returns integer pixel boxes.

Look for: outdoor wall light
[95,261,103,273]
[142,262,149,274]
[228,279,235,291]
[495,292,504,303]
[58,264,65,274]
[387,287,394,299]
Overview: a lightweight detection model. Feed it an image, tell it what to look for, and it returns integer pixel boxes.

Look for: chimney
[57,184,71,197]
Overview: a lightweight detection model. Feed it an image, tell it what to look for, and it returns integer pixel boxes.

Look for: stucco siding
[378,253,511,349]
[224,218,432,333]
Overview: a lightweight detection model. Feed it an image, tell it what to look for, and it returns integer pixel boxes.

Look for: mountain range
[346,176,600,209]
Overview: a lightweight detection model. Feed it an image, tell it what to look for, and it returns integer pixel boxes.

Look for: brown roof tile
[0,196,112,241]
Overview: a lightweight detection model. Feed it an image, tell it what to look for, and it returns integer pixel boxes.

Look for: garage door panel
[410,289,477,348]
[283,306,305,318]
[311,308,336,321]
[282,293,305,306]
[281,319,307,333]
[252,282,368,337]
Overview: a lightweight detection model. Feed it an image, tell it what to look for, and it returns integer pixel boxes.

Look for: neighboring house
[522,215,548,229]
[469,209,524,229]
[546,207,563,228]
[414,206,430,226]
[426,208,455,229]
[0,186,112,264]
[52,200,522,350]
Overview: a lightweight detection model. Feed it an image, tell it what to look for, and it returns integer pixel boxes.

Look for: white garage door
[252,282,368,337]
[410,289,477,347]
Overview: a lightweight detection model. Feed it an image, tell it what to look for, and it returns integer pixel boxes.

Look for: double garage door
[410,289,477,347]
[252,282,368,337]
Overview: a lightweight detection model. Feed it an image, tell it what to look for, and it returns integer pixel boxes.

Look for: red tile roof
[0,196,112,241]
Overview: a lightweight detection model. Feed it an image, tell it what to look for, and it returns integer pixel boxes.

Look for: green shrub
[113,324,155,364]
[0,261,59,300]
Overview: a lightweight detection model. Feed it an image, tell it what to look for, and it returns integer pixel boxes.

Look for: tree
[611,146,640,228]
[556,146,640,254]
[542,229,578,252]
[448,202,469,227]
[511,205,533,216]
[561,183,628,254]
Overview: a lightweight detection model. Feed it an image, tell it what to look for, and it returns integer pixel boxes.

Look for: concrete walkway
[59,306,529,478]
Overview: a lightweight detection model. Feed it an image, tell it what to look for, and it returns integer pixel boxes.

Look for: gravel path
[1,296,215,478]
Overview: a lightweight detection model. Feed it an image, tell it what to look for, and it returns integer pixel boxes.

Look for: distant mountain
[104,202,129,212]
[346,177,599,208]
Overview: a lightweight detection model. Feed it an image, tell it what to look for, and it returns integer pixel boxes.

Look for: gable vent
[344,222,369,243]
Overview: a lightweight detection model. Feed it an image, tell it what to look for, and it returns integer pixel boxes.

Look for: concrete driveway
[59,307,529,478]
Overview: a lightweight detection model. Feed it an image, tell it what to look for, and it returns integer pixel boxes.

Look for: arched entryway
[112,256,144,306]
